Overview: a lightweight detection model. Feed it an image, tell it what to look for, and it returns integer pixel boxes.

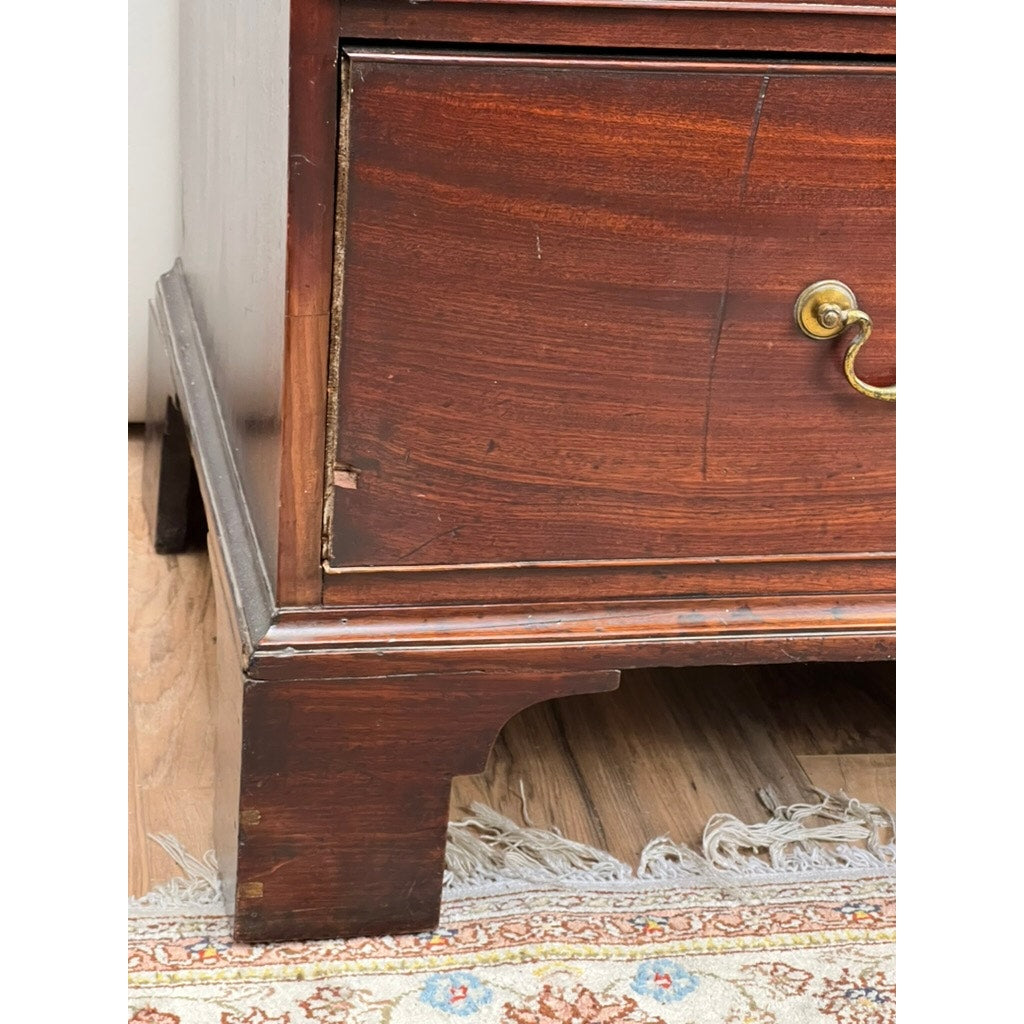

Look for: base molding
[153,261,274,657]
[256,593,895,679]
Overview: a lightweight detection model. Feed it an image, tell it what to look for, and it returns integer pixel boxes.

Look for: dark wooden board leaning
[147,0,896,942]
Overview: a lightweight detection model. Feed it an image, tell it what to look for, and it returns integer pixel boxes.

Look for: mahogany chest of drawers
[145,0,895,942]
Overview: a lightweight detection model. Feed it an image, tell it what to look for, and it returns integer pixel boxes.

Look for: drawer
[327,51,894,571]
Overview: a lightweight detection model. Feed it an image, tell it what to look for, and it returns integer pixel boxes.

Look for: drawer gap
[340,39,896,66]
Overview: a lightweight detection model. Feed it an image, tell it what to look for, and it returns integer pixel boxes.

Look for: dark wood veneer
[322,552,895,606]
[180,0,896,607]
[232,668,619,941]
[335,1,895,56]
[148,0,895,942]
[327,54,893,590]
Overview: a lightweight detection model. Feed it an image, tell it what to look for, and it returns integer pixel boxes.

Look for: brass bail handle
[794,280,895,402]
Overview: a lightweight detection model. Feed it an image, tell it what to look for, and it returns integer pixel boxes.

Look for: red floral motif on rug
[129,874,894,1023]
[129,794,895,1022]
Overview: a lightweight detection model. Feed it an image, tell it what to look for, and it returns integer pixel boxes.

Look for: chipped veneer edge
[322,56,352,565]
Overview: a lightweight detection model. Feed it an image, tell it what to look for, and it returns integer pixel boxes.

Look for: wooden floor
[128,427,895,898]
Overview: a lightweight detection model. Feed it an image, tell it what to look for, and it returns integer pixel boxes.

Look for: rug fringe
[448,788,894,887]
[128,834,223,913]
[445,803,635,886]
[130,790,895,914]
[639,788,896,879]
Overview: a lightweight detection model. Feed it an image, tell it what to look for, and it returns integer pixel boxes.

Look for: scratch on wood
[535,233,542,260]
[398,525,465,562]
[700,74,771,480]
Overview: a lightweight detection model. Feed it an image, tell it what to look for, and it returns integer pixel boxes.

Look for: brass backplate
[794,280,858,340]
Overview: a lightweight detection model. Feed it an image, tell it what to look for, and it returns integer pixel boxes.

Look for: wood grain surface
[321,551,894,606]
[425,0,897,7]
[796,754,896,811]
[276,0,344,604]
[173,0,894,609]
[129,429,894,895]
[329,55,894,572]
[450,663,896,856]
[334,1,895,55]
[153,1,897,940]
[233,668,619,941]
[419,1,895,9]
[253,593,895,681]
[129,429,218,897]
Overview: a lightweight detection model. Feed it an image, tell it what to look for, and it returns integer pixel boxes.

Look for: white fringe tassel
[130,789,895,914]
[445,803,634,887]
[641,788,896,880]
[128,834,223,913]
[448,788,895,887]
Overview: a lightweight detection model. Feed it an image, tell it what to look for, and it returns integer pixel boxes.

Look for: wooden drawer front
[329,52,894,570]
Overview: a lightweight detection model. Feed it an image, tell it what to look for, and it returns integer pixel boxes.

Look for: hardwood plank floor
[796,754,897,812]
[129,428,218,895]
[128,427,896,896]
[449,664,896,864]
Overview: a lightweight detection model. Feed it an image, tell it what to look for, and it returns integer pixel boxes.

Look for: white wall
[127,1,181,421]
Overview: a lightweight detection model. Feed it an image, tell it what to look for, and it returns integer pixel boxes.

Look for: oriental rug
[128,790,895,1024]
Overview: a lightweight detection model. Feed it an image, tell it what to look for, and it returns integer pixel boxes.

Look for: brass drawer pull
[794,280,895,402]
